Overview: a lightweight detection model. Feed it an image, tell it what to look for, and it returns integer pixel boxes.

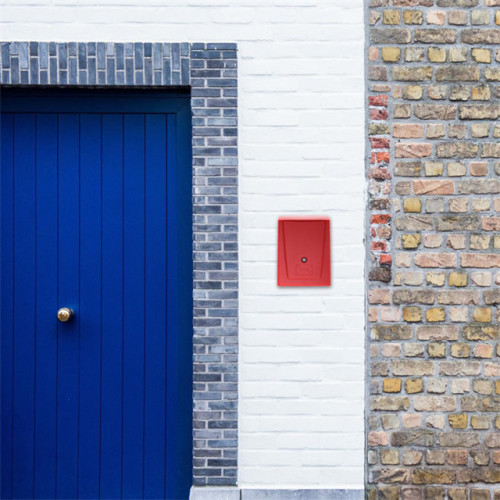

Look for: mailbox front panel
[278,217,331,287]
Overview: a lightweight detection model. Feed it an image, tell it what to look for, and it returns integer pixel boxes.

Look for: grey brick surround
[0,41,239,487]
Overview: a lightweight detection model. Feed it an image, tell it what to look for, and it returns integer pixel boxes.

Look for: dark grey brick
[19,42,28,69]
[49,58,57,84]
[78,43,87,69]
[97,42,105,69]
[30,58,38,84]
[116,43,124,70]
[69,58,77,84]
[39,43,48,69]
[88,58,96,85]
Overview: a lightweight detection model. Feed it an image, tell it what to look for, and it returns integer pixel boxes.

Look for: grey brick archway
[0,41,239,487]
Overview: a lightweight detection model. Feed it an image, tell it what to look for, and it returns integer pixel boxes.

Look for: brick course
[368,0,500,497]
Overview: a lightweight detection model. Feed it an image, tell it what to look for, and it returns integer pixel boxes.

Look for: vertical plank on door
[78,114,102,499]
[172,104,194,497]
[144,114,167,499]
[34,113,58,498]
[100,114,124,498]
[165,114,179,496]
[12,113,36,499]
[56,113,80,499]
[1,113,14,500]
[165,108,193,498]
[122,114,146,498]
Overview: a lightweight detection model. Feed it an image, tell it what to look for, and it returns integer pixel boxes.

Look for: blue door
[1,89,193,500]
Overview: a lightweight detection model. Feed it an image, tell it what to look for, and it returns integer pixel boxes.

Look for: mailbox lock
[301,257,308,263]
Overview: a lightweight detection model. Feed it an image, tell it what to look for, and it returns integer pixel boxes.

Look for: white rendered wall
[0,0,365,490]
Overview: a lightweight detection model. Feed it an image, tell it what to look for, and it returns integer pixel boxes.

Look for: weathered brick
[415,29,457,44]
[417,325,458,341]
[436,215,480,231]
[369,431,389,446]
[392,66,433,81]
[414,396,456,412]
[403,306,422,321]
[484,289,500,305]
[393,360,434,376]
[428,47,446,63]
[427,11,446,25]
[436,66,480,82]
[448,414,467,429]
[393,289,434,304]
[395,143,431,158]
[371,468,410,484]
[447,450,468,465]
[471,48,491,64]
[382,47,401,62]
[392,431,433,447]
[436,142,479,158]
[482,217,500,231]
[383,378,402,393]
[456,468,500,483]
[449,85,469,101]
[449,272,467,287]
[413,180,454,195]
[404,11,423,25]
[482,143,500,158]
[437,433,480,448]
[472,86,491,101]
[414,253,456,268]
[461,253,500,268]
[458,104,499,120]
[426,308,445,322]
[448,11,468,26]
[449,47,468,62]
[383,10,402,25]
[437,290,480,305]
[395,215,433,231]
[412,468,455,484]
[370,396,410,411]
[463,324,500,341]
[403,198,421,212]
[439,361,481,376]
[371,29,412,44]
[372,324,413,340]
[414,104,455,120]
[402,234,421,249]
[393,124,423,138]
[461,29,500,44]
[458,179,500,194]
[404,47,425,62]
[437,0,478,5]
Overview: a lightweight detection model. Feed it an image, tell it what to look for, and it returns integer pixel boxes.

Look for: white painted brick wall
[0,0,365,490]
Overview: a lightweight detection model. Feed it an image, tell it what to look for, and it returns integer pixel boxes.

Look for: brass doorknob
[57,307,73,322]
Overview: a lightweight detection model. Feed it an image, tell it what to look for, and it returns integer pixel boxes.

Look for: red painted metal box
[277,216,331,287]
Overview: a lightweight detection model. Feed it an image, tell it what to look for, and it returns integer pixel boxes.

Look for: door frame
[0,41,239,489]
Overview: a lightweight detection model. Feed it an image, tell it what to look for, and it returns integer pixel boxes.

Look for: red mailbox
[277,216,331,287]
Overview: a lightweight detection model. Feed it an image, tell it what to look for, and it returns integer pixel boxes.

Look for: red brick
[369,95,389,106]
[370,108,389,120]
[371,214,391,224]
